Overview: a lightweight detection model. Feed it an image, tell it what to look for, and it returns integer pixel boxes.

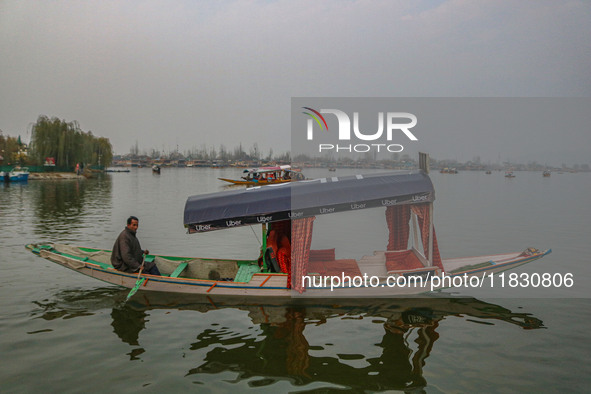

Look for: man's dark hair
[127,216,139,225]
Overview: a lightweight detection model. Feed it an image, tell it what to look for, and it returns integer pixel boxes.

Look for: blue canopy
[184,170,434,233]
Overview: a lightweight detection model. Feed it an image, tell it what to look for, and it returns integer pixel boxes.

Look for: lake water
[1,168,590,392]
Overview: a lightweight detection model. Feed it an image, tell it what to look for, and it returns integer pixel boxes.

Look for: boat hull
[218,177,291,186]
[1,171,29,182]
[27,244,550,298]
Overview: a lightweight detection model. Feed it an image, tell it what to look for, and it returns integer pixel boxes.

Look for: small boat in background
[218,165,304,186]
[543,170,551,177]
[440,167,458,174]
[1,167,29,182]
[505,171,515,178]
[152,165,161,174]
[485,170,492,174]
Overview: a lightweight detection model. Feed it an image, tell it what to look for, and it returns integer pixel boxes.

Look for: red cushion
[308,260,327,275]
[309,248,336,262]
[325,259,362,277]
[385,250,423,271]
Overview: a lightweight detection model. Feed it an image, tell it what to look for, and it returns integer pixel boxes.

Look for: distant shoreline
[28,172,85,180]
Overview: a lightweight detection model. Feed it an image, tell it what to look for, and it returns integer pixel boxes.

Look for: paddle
[126,261,145,300]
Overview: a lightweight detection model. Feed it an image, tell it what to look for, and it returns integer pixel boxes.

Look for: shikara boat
[27,154,551,298]
[218,165,304,186]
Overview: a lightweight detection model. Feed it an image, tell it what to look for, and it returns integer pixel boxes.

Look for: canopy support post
[428,203,434,266]
[261,223,268,271]
[412,211,419,251]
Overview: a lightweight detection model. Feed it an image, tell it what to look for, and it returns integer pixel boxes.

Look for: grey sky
[1,0,590,165]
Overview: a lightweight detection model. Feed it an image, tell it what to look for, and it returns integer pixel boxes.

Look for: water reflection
[31,290,544,391]
[31,175,112,240]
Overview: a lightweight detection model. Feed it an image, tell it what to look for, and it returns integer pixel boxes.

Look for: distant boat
[1,167,29,182]
[328,167,336,172]
[505,171,515,178]
[485,170,492,174]
[543,170,551,177]
[105,168,130,173]
[152,165,161,174]
[218,165,304,186]
[440,167,458,174]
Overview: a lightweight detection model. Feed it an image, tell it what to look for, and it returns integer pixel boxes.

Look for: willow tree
[29,115,113,167]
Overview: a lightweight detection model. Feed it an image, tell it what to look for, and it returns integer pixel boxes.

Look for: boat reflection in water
[33,290,543,391]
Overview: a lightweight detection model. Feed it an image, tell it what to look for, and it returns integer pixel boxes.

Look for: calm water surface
[1,168,590,392]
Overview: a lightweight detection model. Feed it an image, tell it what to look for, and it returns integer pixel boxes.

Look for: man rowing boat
[111,216,161,275]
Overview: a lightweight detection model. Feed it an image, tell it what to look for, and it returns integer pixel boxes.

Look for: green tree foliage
[0,131,23,165]
[29,116,113,167]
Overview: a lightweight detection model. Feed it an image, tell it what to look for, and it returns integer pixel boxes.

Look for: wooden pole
[412,211,419,251]
[261,223,268,271]
[428,203,434,266]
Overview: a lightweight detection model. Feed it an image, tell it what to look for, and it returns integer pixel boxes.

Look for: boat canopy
[184,170,434,233]
[243,165,291,174]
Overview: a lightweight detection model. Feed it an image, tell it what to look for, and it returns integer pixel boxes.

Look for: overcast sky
[1,0,589,165]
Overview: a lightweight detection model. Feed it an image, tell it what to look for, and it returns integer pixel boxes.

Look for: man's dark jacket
[111,227,155,273]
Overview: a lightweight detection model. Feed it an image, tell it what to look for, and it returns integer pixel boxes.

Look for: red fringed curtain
[277,235,292,288]
[410,204,443,270]
[385,205,411,251]
[291,216,315,293]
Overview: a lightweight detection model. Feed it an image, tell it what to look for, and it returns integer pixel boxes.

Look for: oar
[126,262,145,300]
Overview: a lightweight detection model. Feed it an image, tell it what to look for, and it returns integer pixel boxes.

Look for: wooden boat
[543,170,551,177]
[1,167,29,182]
[152,165,161,174]
[218,165,304,186]
[27,154,551,298]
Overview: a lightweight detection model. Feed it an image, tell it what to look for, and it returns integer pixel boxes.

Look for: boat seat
[59,252,113,270]
[234,263,261,283]
[169,262,188,278]
[308,259,362,277]
[309,248,335,262]
[385,250,424,272]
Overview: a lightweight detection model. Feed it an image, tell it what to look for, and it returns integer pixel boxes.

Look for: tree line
[0,133,27,165]
[135,142,291,163]
[28,116,113,168]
